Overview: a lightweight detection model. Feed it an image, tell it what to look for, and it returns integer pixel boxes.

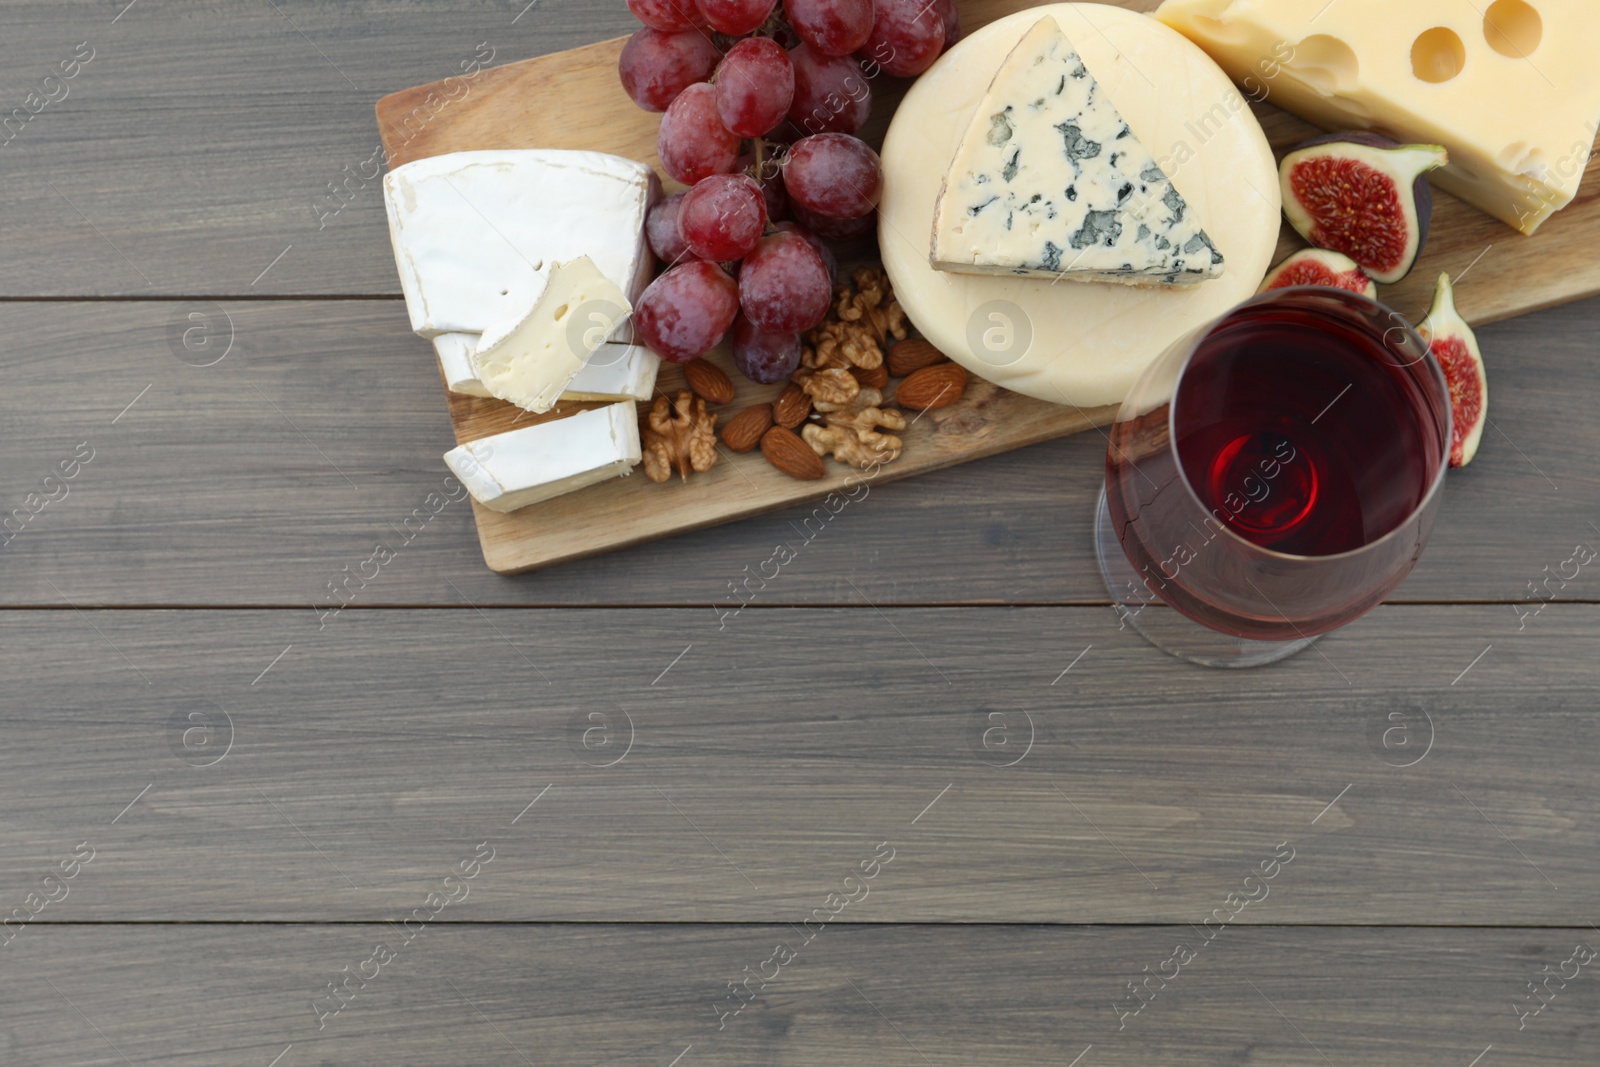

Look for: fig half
[1417,272,1487,468]
[1258,248,1377,299]
[1279,131,1448,285]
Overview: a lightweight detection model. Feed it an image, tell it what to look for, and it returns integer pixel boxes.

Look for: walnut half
[802,387,908,469]
[641,390,718,483]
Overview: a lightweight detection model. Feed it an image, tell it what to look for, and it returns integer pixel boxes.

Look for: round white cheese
[879,3,1281,408]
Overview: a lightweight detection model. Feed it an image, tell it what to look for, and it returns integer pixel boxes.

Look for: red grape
[635,261,741,363]
[858,0,945,78]
[731,314,804,383]
[759,169,788,222]
[792,202,877,241]
[787,44,872,136]
[783,133,882,219]
[715,38,795,138]
[659,82,741,185]
[627,0,706,32]
[775,221,838,285]
[736,147,789,219]
[695,0,776,35]
[933,0,962,48]
[646,192,696,265]
[787,0,874,56]
[619,28,722,113]
[739,231,832,334]
[679,173,768,262]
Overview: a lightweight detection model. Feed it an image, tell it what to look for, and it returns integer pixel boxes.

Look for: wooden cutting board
[376,0,1600,575]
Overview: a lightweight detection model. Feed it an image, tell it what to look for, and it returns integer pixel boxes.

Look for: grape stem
[758,1,787,41]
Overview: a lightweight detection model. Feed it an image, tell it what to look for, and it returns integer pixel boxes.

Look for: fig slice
[1258,248,1377,298]
[1279,131,1448,285]
[1416,272,1487,468]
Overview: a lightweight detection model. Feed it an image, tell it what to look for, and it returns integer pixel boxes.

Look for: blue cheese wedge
[444,403,642,513]
[931,17,1225,287]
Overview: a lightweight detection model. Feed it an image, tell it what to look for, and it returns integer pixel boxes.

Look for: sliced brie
[471,258,630,414]
[444,402,642,513]
[433,333,491,398]
[564,342,661,402]
[383,149,659,338]
[932,17,1225,287]
[432,335,660,402]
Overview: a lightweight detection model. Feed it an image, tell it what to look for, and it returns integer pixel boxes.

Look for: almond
[721,403,773,453]
[773,383,812,429]
[682,359,735,405]
[850,363,890,390]
[896,362,968,411]
[887,338,947,378]
[761,425,826,481]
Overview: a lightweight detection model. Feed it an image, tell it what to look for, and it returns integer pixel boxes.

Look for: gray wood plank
[2,605,1593,922]
[1,298,1596,605]
[0,0,640,296]
[2,924,1593,1065]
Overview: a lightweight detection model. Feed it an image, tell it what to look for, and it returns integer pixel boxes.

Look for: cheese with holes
[880,4,1280,406]
[1156,0,1600,235]
[383,150,659,337]
[471,258,630,414]
[443,403,642,513]
[933,17,1225,286]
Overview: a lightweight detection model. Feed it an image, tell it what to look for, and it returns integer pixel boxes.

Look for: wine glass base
[1095,485,1317,669]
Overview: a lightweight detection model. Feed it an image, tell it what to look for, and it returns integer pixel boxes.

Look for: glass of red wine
[1096,286,1452,667]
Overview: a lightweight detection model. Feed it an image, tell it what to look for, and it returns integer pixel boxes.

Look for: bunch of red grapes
[618,0,960,383]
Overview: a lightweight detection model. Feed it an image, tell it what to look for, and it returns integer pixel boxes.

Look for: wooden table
[3,3,1596,1064]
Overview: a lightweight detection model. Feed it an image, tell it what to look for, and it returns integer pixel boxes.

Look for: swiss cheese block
[1156,0,1600,235]
[881,4,1280,407]
[933,17,1225,287]
[472,257,630,415]
[444,403,642,514]
[383,149,658,338]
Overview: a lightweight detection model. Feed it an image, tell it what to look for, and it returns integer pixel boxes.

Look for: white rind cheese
[879,3,1281,407]
[433,333,492,397]
[1157,0,1600,236]
[563,343,661,402]
[444,403,643,513]
[933,17,1225,287]
[471,257,630,414]
[383,149,659,338]
[432,334,660,402]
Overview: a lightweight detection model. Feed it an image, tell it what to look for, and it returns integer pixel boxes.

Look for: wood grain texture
[375,0,1600,573]
[0,0,645,297]
[4,925,1594,1065]
[1,298,1594,605]
[2,606,1593,923]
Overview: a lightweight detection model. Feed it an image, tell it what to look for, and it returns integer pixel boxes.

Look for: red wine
[1176,309,1438,556]
[1106,292,1449,640]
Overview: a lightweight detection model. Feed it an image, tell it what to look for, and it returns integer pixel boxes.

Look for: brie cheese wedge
[433,333,492,398]
[444,402,642,513]
[472,257,630,414]
[383,149,659,339]
[432,335,660,402]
